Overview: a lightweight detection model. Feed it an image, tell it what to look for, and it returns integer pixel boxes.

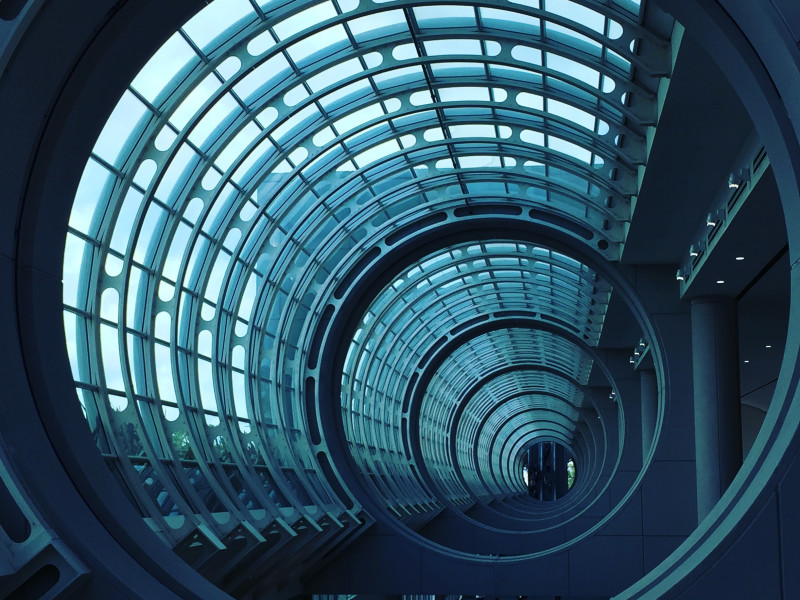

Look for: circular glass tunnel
[3,0,793,597]
[56,0,666,577]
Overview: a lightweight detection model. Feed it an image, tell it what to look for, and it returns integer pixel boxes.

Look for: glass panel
[64,0,659,534]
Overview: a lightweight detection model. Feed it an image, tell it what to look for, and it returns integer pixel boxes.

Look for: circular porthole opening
[522,441,576,500]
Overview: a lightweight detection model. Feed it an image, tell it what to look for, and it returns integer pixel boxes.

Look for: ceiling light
[689,244,699,257]
[735,256,744,261]
[716,280,724,284]
[676,269,685,281]
[766,345,772,349]
[706,212,719,227]
[744,360,750,364]
[728,167,750,189]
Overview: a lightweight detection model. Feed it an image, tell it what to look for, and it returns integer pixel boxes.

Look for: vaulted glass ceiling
[341,242,608,512]
[61,0,667,575]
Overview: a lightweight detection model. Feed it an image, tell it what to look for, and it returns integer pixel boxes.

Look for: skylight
[61,0,660,546]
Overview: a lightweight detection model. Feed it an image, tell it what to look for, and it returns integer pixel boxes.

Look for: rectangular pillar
[691,297,743,522]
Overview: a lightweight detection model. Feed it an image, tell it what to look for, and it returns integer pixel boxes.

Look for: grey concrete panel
[641,370,659,460]
[641,461,697,536]
[568,535,644,597]
[601,486,643,537]
[652,313,696,462]
[778,446,800,599]
[643,535,686,574]
[491,552,571,597]
[309,525,425,594]
[691,298,743,521]
[676,494,781,600]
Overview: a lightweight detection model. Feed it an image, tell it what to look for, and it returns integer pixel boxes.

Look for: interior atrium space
[2,0,800,598]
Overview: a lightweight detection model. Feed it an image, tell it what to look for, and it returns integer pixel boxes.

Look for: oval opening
[522,441,576,500]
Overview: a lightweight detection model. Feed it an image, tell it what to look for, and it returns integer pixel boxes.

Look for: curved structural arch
[310,212,665,560]
[1,0,800,598]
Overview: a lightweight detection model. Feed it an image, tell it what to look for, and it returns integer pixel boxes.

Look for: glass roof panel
[286,24,350,66]
[62,0,662,525]
[272,2,338,40]
[348,9,409,41]
[480,7,541,33]
[232,53,292,103]
[545,21,603,56]
[546,53,601,87]
[413,5,477,26]
[306,58,365,93]
[545,0,605,34]
[130,32,198,104]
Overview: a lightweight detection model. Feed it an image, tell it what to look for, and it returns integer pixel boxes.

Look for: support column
[542,442,555,501]
[691,297,742,522]
[640,369,657,461]
[555,444,569,499]
[526,446,535,497]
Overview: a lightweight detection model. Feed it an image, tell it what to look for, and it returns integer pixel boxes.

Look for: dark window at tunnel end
[522,441,575,501]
